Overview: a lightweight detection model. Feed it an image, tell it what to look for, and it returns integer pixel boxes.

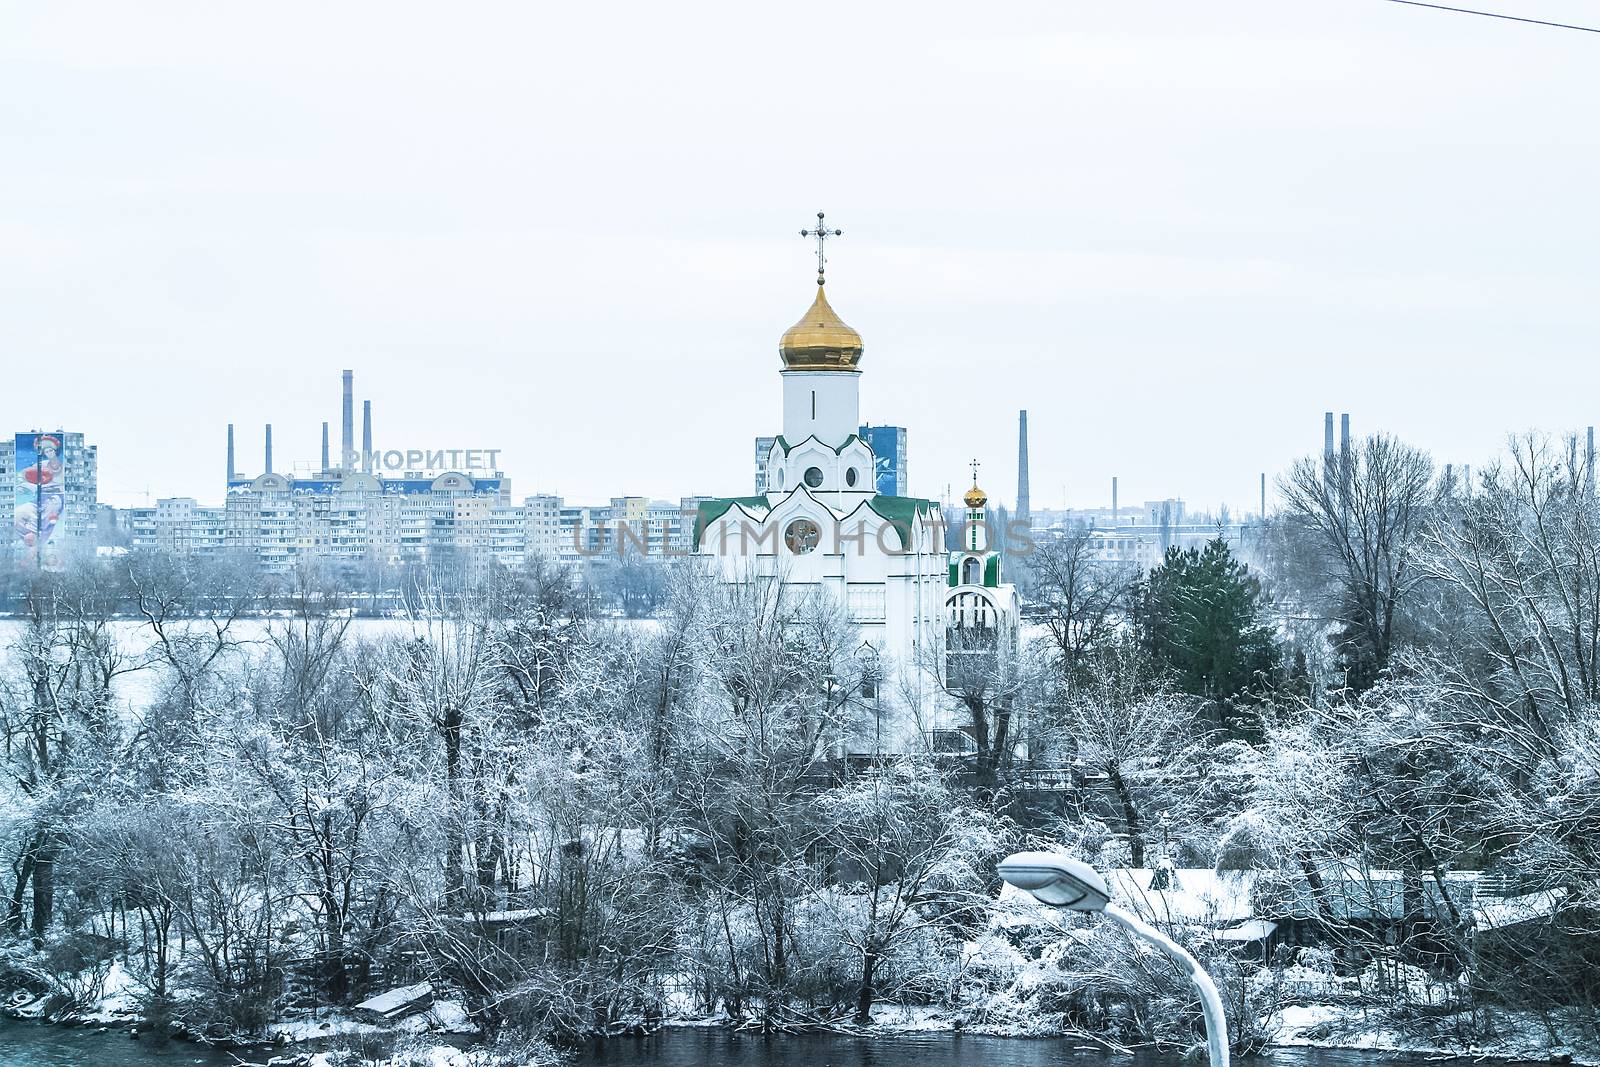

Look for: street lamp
[998,851,1229,1067]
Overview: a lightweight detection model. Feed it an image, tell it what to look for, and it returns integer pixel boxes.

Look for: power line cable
[1382,0,1600,33]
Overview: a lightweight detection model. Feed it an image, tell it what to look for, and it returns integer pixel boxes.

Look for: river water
[0,1020,1527,1067]
[0,1018,240,1066]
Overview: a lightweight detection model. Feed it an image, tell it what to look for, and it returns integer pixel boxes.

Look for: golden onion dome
[779,283,863,370]
[964,484,988,509]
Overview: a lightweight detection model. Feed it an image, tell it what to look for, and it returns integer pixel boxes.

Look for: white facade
[129,481,708,577]
[942,495,1023,750]
[695,282,949,751]
[782,370,860,445]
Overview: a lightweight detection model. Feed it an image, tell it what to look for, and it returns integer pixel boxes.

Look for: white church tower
[693,215,947,751]
[765,215,877,502]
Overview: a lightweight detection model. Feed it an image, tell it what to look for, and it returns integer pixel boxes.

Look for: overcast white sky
[3,1,1598,512]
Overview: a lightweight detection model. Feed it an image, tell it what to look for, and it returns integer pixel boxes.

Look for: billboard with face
[14,432,67,570]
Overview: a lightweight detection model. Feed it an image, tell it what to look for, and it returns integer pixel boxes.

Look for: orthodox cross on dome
[800,211,842,285]
[963,458,988,511]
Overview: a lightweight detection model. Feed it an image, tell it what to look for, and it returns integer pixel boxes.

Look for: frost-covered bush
[40,929,116,1011]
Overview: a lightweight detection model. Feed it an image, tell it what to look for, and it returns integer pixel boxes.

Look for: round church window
[784,518,821,555]
[845,467,859,488]
[803,466,824,488]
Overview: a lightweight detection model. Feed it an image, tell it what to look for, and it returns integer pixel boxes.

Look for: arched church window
[962,557,981,585]
[803,467,824,488]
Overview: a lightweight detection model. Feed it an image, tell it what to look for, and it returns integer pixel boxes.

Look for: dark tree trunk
[1107,763,1145,867]
[443,705,465,908]
[6,844,36,935]
[30,834,55,947]
[855,947,879,1025]
[1300,860,1337,932]
[323,894,348,1003]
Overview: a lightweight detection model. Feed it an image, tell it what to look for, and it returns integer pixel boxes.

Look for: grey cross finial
[799,211,842,285]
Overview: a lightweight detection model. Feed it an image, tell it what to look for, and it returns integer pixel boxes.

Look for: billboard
[14,432,67,570]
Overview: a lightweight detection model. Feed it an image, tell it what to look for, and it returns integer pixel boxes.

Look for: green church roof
[772,433,863,457]
[691,492,937,552]
[865,494,939,550]
[692,496,770,550]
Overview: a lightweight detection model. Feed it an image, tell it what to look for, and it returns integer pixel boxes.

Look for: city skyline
[4,2,1599,512]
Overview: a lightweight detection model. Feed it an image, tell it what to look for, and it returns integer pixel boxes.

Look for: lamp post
[998,851,1229,1067]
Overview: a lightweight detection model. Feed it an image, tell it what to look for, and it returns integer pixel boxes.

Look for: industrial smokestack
[1112,476,1119,525]
[227,423,236,482]
[1340,413,1351,457]
[265,424,274,474]
[1260,472,1267,520]
[341,369,354,470]
[1324,412,1334,467]
[1016,410,1031,524]
[1588,427,1595,490]
[362,400,372,474]
[321,421,330,472]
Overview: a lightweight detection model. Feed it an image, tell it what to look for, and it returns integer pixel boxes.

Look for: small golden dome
[779,284,863,370]
[964,484,988,509]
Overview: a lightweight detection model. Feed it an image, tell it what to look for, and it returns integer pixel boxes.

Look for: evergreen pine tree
[1134,537,1281,740]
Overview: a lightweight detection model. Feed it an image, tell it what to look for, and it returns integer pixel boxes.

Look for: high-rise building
[753,436,777,494]
[858,423,907,496]
[217,470,516,574]
[3,431,99,570]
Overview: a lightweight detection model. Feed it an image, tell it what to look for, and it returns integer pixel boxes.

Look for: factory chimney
[362,400,373,474]
[341,369,354,470]
[321,421,330,472]
[1016,409,1031,525]
[1260,472,1267,520]
[265,424,274,474]
[1340,413,1351,458]
[227,423,236,483]
[1111,476,1119,525]
[1323,412,1334,469]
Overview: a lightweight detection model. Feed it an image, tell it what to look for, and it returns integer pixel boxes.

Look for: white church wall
[782,370,860,444]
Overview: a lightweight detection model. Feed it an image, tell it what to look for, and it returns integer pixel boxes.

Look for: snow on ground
[306,1047,486,1067]
[399,1000,478,1035]
[269,1015,388,1042]
[80,961,141,1024]
[1268,1002,1600,1065]
[269,1000,479,1043]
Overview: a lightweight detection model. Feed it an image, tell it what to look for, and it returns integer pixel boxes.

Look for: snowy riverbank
[5,949,1594,1066]
[4,996,1594,1067]
[655,1003,1597,1065]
